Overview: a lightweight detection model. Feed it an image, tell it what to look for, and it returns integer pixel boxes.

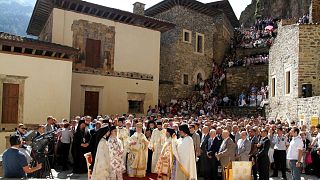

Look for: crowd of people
[223,54,269,68]
[297,14,310,24]
[254,18,278,31]
[238,83,269,107]
[235,17,278,50]
[3,114,320,180]
[234,28,276,49]
[155,61,227,117]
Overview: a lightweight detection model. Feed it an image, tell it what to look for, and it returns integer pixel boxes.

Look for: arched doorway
[193,69,205,84]
[197,73,203,84]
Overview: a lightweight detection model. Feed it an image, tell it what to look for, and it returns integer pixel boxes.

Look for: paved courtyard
[48,169,318,180]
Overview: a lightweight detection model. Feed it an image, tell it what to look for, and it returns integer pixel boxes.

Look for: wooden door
[85,39,101,68]
[2,83,19,124]
[84,91,99,118]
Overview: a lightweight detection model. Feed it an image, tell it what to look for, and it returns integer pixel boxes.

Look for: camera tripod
[30,151,53,179]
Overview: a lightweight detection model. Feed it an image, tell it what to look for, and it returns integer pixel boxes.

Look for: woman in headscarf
[91,126,111,180]
[108,126,125,180]
[72,120,91,174]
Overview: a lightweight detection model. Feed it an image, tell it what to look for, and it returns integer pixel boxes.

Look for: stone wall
[298,24,320,97]
[154,6,215,102]
[297,96,320,126]
[213,13,234,64]
[226,65,268,95]
[267,22,320,124]
[267,24,300,121]
[235,47,269,59]
[310,0,320,23]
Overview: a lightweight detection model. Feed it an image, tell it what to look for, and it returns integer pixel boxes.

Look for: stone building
[268,0,320,126]
[145,0,238,102]
[26,0,174,117]
[0,32,78,152]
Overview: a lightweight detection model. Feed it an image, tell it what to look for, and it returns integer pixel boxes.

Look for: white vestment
[108,136,125,180]
[117,127,130,164]
[92,138,110,180]
[172,136,197,180]
[149,128,166,173]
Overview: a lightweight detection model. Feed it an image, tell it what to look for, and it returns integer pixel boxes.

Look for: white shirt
[287,136,303,160]
[273,135,289,150]
[60,128,73,144]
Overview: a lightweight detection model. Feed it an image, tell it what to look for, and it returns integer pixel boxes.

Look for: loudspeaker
[302,84,312,98]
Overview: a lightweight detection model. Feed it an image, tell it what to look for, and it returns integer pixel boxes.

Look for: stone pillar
[133,2,145,16]
[310,0,320,23]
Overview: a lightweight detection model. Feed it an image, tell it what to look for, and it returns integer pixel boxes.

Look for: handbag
[305,152,312,165]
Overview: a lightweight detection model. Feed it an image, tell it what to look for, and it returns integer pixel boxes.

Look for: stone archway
[193,69,206,84]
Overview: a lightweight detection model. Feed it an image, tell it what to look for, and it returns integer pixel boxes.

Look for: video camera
[31,130,55,153]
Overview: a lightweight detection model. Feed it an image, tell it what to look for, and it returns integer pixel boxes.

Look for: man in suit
[237,131,251,161]
[249,128,259,180]
[231,125,241,143]
[257,129,271,180]
[190,124,201,159]
[216,130,236,180]
[206,129,222,180]
[195,122,202,139]
[198,126,210,177]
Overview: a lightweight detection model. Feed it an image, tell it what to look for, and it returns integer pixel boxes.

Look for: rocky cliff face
[0,0,36,36]
[239,0,312,27]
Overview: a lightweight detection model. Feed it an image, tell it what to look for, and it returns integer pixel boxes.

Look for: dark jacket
[257,136,270,160]
[207,136,222,157]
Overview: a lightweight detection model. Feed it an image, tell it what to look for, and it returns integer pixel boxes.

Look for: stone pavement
[49,169,318,180]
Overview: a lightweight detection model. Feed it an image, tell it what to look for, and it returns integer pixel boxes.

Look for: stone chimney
[133,2,145,16]
[309,0,320,23]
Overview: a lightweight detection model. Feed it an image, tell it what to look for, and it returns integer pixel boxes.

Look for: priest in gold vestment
[172,124,197,180]
[156,128,176,180]
[127,122,149,177]
[149,120,166,173]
